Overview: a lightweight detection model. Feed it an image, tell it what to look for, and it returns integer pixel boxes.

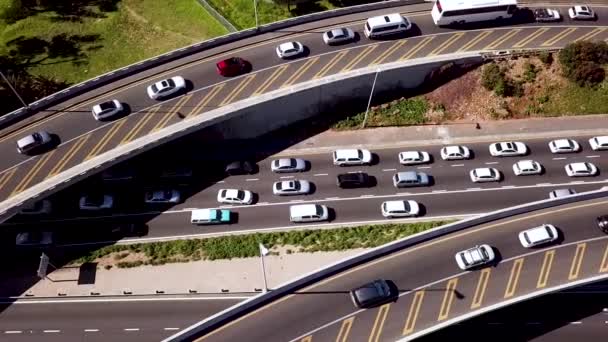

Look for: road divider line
[400,36,434,60]
[470,269,491,309]
[153,94,194,131]
[220,75,256,106]
[382,168,396,172]
[188,84,226,118]
[282,57,319,87]
[84,329,99,332]
[335,317,354,342]
[85,119,128,160]
[325,197,340,200]
[246,178,259,181]
[428,32,464,56]
[43,330,60,333]
[504,258,524,298]
[417,166,431,169]
[120,106,161,144]
[342,45,377,72]
[314,51,348,79]
[314,173,328,176]
[485,162,498,165]
[4,331,22,334]
[47,135,91,178]
[11,151,55,196]
[252,65,289,96]
[536,250,555,288]
[575,27,606,42]
[598,243,608,273]
[370,40,407,65]
[485,28,521,49]
[368,303,391,342]
[541,27,577,47]
[513,28,548,48]
[451,164,464,167]
[402,290,424,335]
[458,30,493,52]
[587,155,600,158]
[552,157,566,160]
[0,168,17,190]
[568,243,587,280]
[124,328,140,331]
[164,328,180,331]
[437,278,458,321]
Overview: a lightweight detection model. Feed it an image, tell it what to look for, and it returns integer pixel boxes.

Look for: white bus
[431,0,518,26]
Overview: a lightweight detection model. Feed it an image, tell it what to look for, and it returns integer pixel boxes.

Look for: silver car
[272,180,311,196]
[455,244,495,270]
[16,131,52,155]
[271,158,306,173]
[91,99,123,121]
[323,28,355,45]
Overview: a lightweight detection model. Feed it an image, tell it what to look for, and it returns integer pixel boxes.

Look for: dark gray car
[350,279,395,309]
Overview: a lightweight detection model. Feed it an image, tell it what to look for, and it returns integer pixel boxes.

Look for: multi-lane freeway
[181,196,608,342]
[1,2,607,216]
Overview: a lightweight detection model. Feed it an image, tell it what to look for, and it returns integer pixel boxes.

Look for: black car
[350,279,395,309]
[225,161,256,176]
[337,172,370,188]
[597,216,608,234]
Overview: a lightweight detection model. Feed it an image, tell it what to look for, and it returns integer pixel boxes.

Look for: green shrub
[559,41,608,86]
[571,62,605,87]
[538,51,553,66]
[523,62,538,83]
[481,63,505,91]
[537,94,550,104]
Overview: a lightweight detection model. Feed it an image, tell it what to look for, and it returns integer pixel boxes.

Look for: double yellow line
[370,41,407,66]
[513,28,548,48]
[253,65,289,96]
[335,317,354,342]
[437,278,458,321]
[429,32,464,56]
[485,29,521,49]
[188,84,225,118]
[152,94,193,131]
[47,135,90,178]
[575,27,606,42]
[400,37,434,60]
[402,290,424,335]
[568,243,586,280]
[470,269,491,309]
[120,106,160,144]
[281,57,319,87]
[0,169,17,190]
[599,243,608,273]
[368,303,390,342]
[458,30,493,52]
[542,27,577,46]
[342,45,377,72]
[85,120,128,160]
[314,51,348,79]
[220,75,256,106]
[11,151,55,196]
[503,258,524,298]
[537,250,555,288]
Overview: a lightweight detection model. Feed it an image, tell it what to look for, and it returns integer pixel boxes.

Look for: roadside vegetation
[73,220,451,269]
[333,41,608,129]
[0,0,227,114]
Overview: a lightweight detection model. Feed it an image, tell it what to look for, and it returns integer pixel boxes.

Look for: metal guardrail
[163,189,608,341]
[0,0,425,131]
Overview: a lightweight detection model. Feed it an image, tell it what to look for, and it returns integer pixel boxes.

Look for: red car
[216,57,250,77]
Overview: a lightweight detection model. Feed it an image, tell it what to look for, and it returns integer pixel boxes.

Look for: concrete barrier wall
[0,0,425,130]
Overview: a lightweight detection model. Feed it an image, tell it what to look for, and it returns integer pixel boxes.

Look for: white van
[289,204,329,223]
[191,209,231,225]
[364,13,412,38]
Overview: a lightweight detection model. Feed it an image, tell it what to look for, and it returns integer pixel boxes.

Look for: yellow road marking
[314,51,349,79]
[541,27,577,46]
[598,243,608,273]
[504,258,524,298]
[368,303,390,342]
[152,94,193,131]
[458,30,493,52]
[402,291,424,335]
[120,106,161,144]
[335,317,354,342]
[575,27,606,42]
[568,243,587,280]
[10,151,55,196]
[512,28,549,48]
[252,65,289,96]
[219,75,256,106]
[370,40,407,66]
[47,135,90,177]
[0,168,18,190]
[485,29,522,49]
[85,119,127,160]
[187,84,226,118]
[536,250,555,288]
[196,199,608,340]
[342,45,377,72]
[429,32,465,56]
[400,36,434,60]
[470,268,491,309]
[437,278,458,321]
[282,57,319,87]
[301,336,312,342]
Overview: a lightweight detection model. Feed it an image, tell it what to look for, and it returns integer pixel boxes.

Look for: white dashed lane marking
[313,173,328,176]
[124,328,140,331]
[43,330,60,333]
[84,329,99,332]
[553,157,567,160]
[485,162,499,165]
[451,164,464,167]
[382,168,396,172]
[325,197,340,200]
[417,166,431,169]
[4,331,22,334]
[245,178,259,181]
[280,176,294,179]
[164,327,180,331]
[587,155,600,158]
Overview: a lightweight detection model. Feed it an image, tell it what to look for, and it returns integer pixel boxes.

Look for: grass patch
[0,0,228,84]
[74,221,451,268]
[206,0,337,29]
[541,79,608,116]
[333,97,429,130]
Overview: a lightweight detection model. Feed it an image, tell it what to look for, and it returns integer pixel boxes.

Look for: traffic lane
[195,198,608,342]
[0,299,240,332]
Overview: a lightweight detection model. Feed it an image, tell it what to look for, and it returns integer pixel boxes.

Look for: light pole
[0,70,28,110]
[361,69,380,129]
[253,0,259,30]
[258,243,269,293]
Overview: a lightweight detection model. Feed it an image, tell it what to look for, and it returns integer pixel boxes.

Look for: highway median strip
[71,221,452,269]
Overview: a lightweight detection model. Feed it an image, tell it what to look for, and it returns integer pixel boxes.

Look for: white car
[271,158,306,173]
[440,145,471,160]
[534,8,561,22]
[322,28,355,45]
[455,244,495,270]
[381,200,420,218]
[519,224,559,248]
[549,139,580,153]
[333,149,372,166]
[19,200,52,215]
[568,5,595,20]
[91,99,123,120]
[16,131,52,154]
[549,188,576,199]
[589,136,608,151]
[217,189,253,205]
[512,160,542,176]
[489,141,527,157]
[470,167,501,183]
[273,180,311,196]
[15,232,53,246]
[398,151,431,165]
[276,41,305,59]
[565,162,598,177]
[144,190,181,204]
[146,76,186,100]
[79,194,114,210]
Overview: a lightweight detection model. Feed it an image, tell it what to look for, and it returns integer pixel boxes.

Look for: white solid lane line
[124,328,140,331]
[84,329,99,332]
[360,194,375,197]
[5,296,250,304]
[325,197,340,200]
[569,321,582,324]
[245,178,259,181]
[43,330,61,333]
[4,331,22,334]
